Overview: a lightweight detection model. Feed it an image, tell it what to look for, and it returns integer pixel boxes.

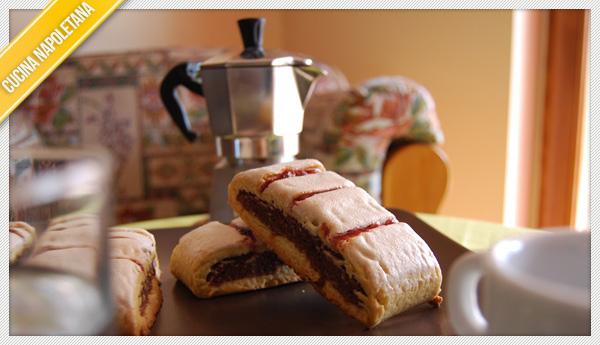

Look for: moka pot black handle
[159,62,203,142]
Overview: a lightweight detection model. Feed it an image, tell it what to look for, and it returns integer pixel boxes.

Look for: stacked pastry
[228,159,443,327]
[22,214,162,335]
[9,222,36,264]
[170,218,299,298]
[109,227,162,335]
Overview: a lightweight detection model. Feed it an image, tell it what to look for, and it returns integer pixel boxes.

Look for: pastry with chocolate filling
[109,227,162,336]
[228,159,443,328]
[9,221,36,264]
[24,214,162,335]
[170,218,300,298]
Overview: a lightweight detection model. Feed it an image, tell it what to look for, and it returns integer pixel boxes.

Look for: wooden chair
[382,141,449,214]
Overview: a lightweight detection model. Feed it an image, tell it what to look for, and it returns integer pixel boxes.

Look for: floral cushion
[301,76,444,201]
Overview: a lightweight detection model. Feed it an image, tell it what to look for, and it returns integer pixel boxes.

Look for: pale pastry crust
[261,170,355,211]
[108,227,162,336]
[170,220,300,298]
[111,258,162,336]
[230,159,325,195]
[9,221,36,264]
[31,226,98,255]
[339,223,443,326]
[228,159,443,328]
[110,227,161,279]
[26,247,98,279]
[291,187,396,244]
[230,164,396,243]
[24,216,162,335]
[25,216,100,279]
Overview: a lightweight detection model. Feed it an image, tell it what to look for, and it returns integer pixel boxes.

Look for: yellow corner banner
[0,0,124,123]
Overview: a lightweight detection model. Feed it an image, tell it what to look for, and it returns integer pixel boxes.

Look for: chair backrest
[304,74,451,214]
[382,142,449,213]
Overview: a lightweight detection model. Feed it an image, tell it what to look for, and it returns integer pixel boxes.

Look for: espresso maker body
[160,18,324,222]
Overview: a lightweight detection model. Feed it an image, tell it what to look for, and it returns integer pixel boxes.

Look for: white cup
[447,231,590,335]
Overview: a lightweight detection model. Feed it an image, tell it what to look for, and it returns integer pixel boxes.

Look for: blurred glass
[9,147,113,335]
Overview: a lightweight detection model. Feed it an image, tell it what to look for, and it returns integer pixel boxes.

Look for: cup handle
[447,252,489,335]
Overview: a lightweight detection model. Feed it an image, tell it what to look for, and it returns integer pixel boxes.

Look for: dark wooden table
[149,209,468,335]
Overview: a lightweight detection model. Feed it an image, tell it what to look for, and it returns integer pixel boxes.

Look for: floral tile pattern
[11,49,220,223]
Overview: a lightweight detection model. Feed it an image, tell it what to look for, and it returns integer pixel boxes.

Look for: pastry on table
[25,215,100,279]
[228,159,443,328]
[109,227,162,336]
[170,218,300,298]
[23,214,162,335]
[9,221,36,264]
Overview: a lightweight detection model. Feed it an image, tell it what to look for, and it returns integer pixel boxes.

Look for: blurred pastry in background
[25,214,100,280]
[21,214,162,335]
[109,227,162,336]
[9,221,36,264]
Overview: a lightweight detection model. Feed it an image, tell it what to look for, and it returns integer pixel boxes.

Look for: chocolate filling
[139,265,155,315]
[206,251,282,285]
[229,224,256,242]
[237,190,366,307]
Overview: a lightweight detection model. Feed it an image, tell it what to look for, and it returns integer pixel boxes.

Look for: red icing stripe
[330,218,398,246]
[108,235,133,240]
[321,224,331,239]
[112,256,147,273]
[292,186,345,205]
[259,167,322,192]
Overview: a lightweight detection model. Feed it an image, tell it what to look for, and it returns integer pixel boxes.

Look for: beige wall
[10,10,513,222]
[280,11,513,222]
[10,10,287,53]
